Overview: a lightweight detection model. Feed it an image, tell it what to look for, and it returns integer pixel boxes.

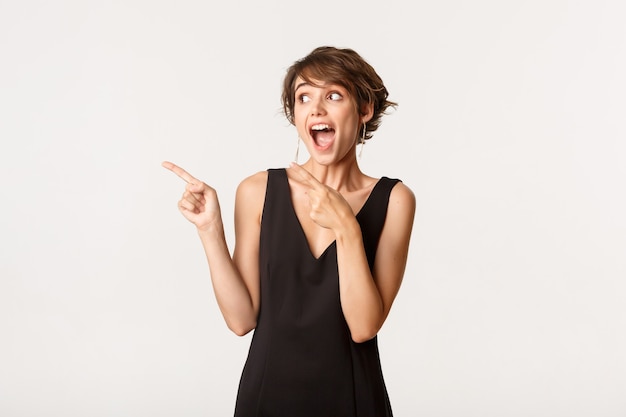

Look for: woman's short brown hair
[281,46,397,141]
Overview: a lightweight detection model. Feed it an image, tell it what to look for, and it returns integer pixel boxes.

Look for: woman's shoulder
[387,179,416,214]
[237,170,269,196]
[236,170,285,211]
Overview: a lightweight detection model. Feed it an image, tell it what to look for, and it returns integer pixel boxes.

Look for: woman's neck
[301,158,368,192]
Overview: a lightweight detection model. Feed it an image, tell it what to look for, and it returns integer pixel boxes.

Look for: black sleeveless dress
[233,168,400,417]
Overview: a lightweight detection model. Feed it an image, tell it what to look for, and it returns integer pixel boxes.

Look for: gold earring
[358,123,366,159]
[295,136,301,163]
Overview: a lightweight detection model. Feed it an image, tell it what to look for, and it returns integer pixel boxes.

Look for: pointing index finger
[162,161,198,184]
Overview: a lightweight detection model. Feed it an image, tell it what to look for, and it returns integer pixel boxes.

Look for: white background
[1,1,625,416]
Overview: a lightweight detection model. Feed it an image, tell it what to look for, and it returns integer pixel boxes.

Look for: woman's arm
[288,163,416,343]
[162,162,265,336]
[335,182,416,342]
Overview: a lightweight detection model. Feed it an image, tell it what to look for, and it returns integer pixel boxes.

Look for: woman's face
[293,76,362,166]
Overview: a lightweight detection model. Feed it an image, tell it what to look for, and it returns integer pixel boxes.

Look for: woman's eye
[328,92,342,101]
[298,94,311,103]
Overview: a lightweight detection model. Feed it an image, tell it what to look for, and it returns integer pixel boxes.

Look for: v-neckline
[282,169,383,261]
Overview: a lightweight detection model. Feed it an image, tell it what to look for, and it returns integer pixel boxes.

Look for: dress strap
[357,177,401,271]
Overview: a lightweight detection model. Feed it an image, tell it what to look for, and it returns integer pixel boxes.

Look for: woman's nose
[310,97,326,116]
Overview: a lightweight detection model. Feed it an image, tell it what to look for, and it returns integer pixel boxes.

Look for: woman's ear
[361,102,374,124]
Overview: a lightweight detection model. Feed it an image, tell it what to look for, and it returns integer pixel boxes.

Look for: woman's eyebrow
[294,82,311,92]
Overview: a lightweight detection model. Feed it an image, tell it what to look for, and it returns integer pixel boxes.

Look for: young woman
[163,46,416,417]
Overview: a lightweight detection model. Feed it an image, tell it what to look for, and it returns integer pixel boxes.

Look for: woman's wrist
[196,219,225,238]
[334,216,362,244]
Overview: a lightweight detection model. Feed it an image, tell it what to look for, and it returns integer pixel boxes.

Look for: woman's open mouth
[310,124,335,150]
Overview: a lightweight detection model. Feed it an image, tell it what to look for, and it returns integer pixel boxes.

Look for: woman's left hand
[289,162,355,231]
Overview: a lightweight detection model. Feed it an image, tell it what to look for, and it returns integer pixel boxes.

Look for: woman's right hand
[162,161,222,232]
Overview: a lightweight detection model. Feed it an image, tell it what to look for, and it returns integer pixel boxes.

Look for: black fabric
[234,168,400,417]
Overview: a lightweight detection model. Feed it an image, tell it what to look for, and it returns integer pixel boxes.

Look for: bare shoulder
[237,170,268,195]
[380,181,416,242]
[235,171,269,215]
[389,181,416,216]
